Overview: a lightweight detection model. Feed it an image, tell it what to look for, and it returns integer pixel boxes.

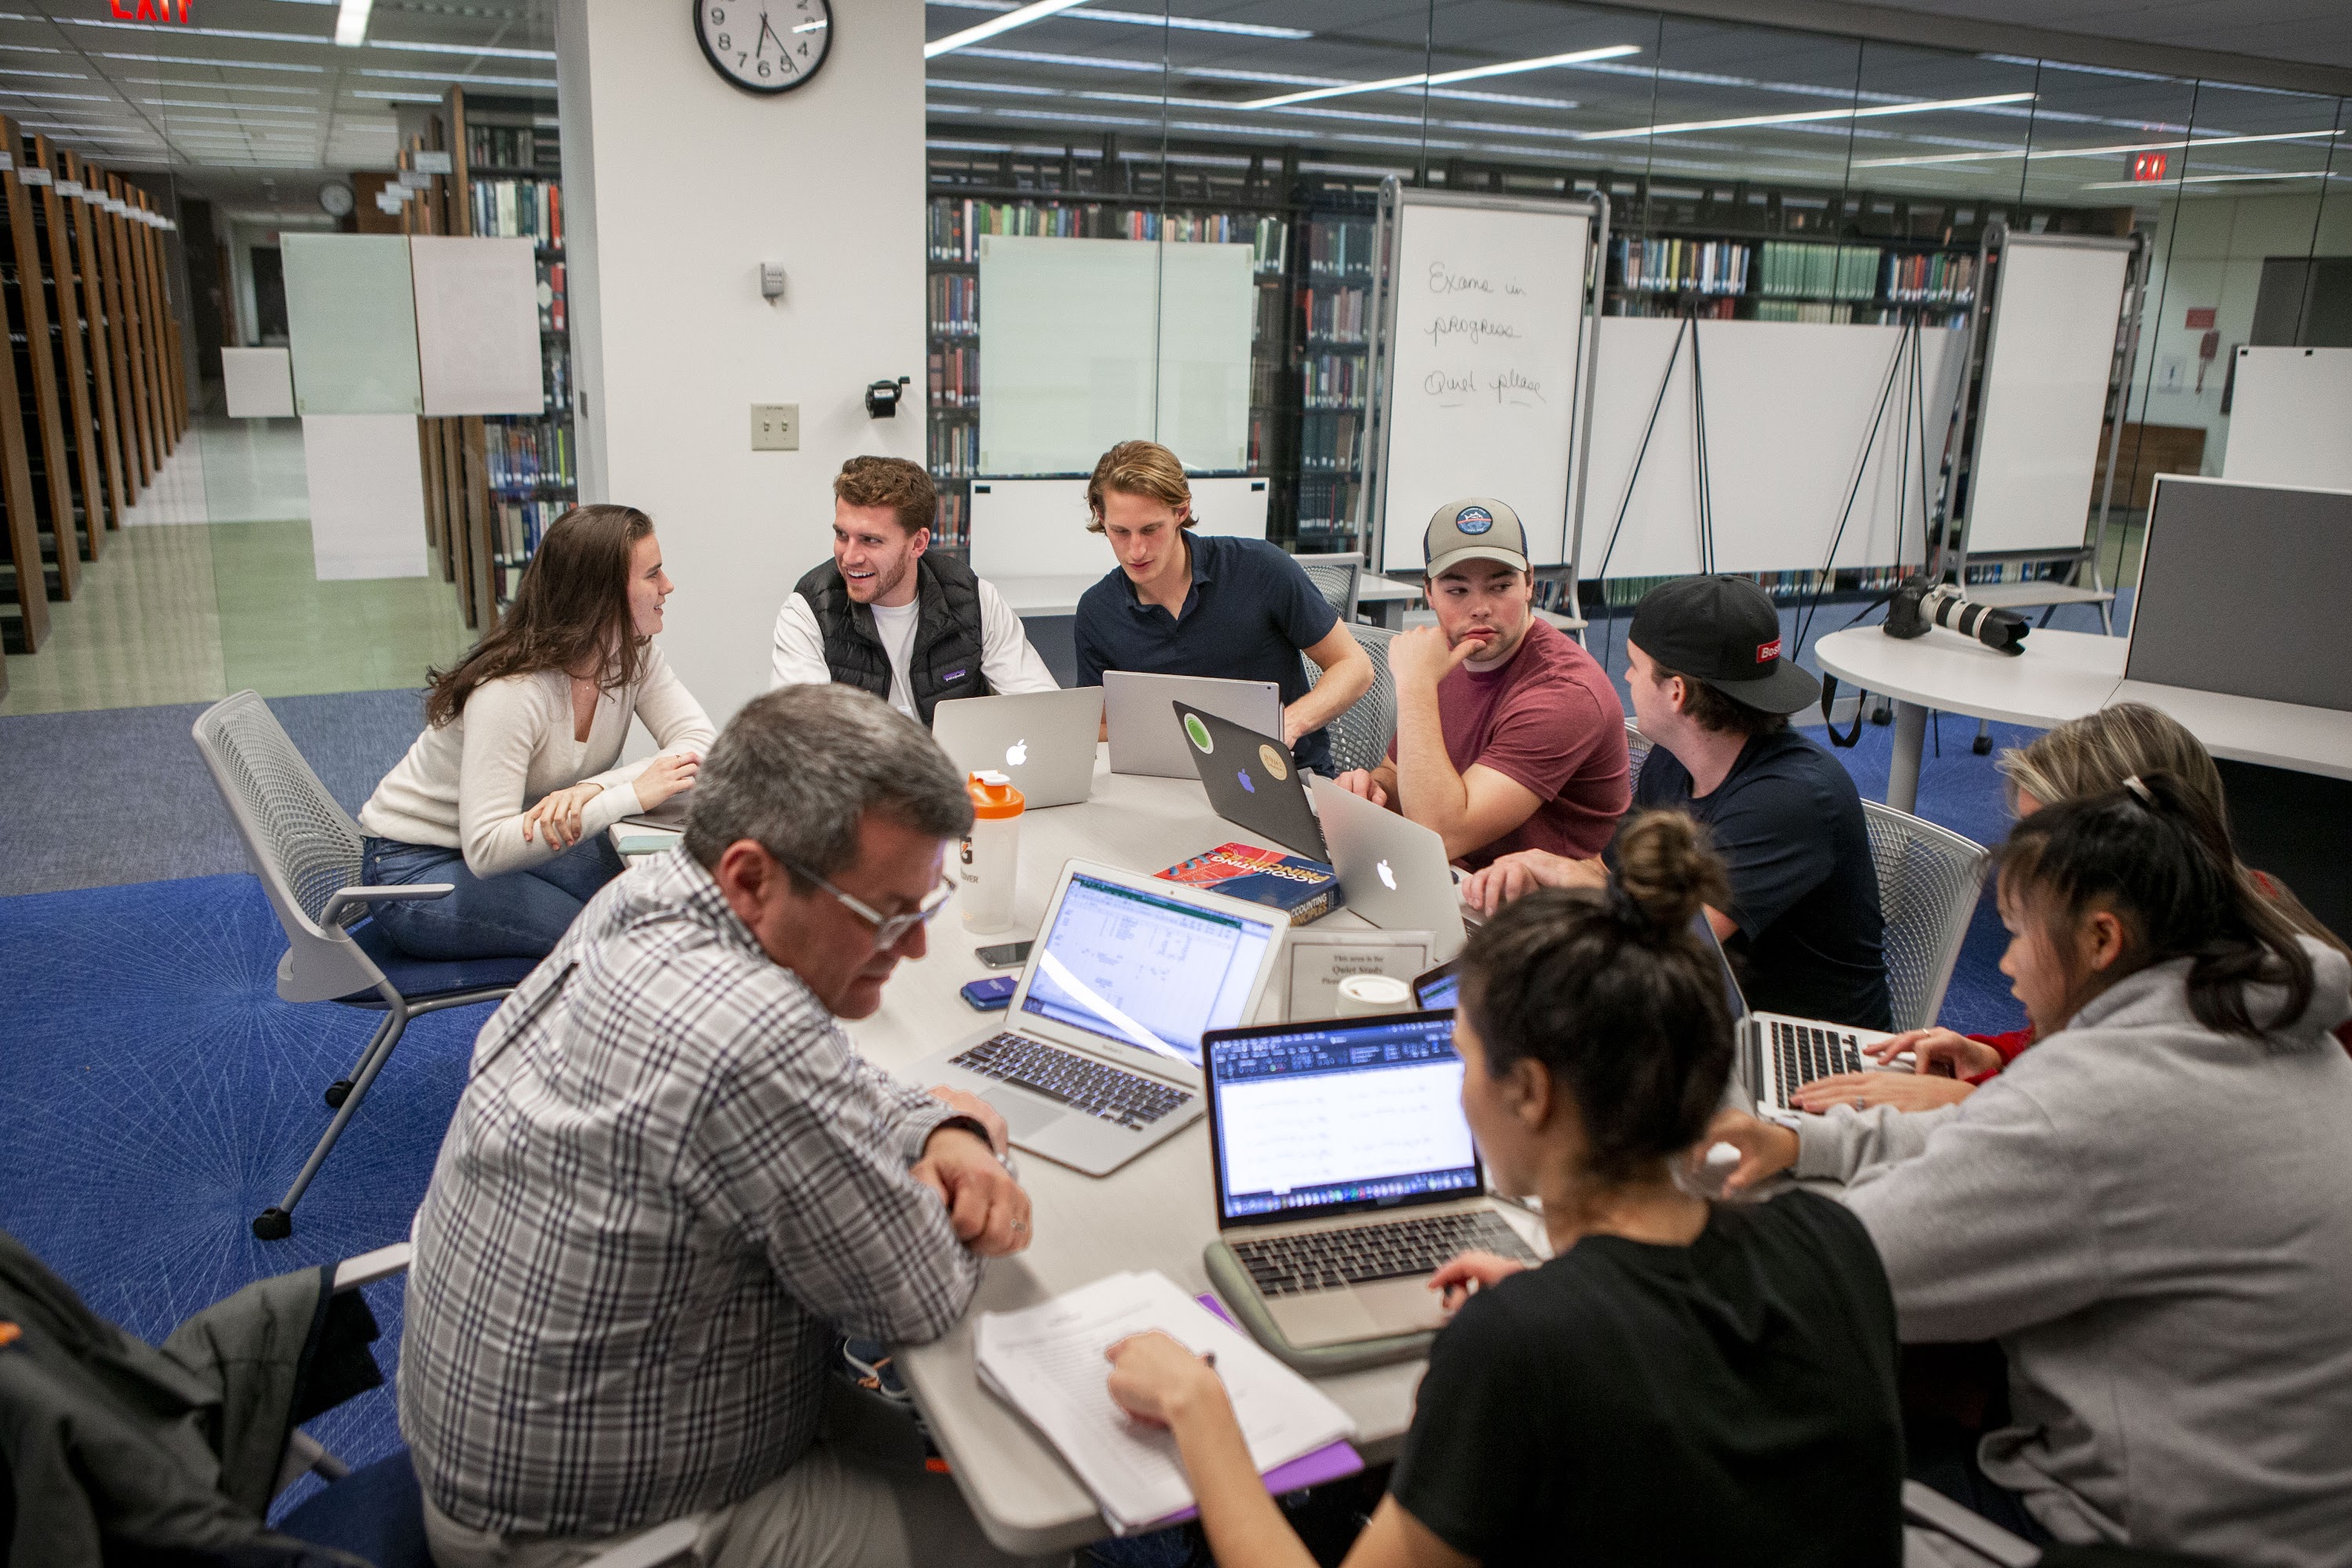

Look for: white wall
[557,0,927,724]
[2129,191,2352,471]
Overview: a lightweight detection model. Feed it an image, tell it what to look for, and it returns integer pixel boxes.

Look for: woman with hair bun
[357,504,715,960]
[1101,812,1907,1567]
[1712,773,2352,1562]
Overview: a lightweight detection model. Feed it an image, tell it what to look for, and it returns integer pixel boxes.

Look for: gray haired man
[401,685,1053,1568]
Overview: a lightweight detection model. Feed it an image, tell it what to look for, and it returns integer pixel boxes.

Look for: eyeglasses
[784,861,958,950]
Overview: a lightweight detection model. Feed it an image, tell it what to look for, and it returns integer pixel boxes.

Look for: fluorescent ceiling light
[2078,169,2347,190]
[0,89,114,101]
[360,69,557,88]
[121,78,321,93]
[1241,45,1642,110]
[0,69,88,80]
[98,53,327,72]
[336,0,373,47]
[927,0,1088,60]
[347,90,444,102]
[367,39,557,60]
[927,0,1308,36]
[1855,128,2342,169]
[1576,90,2034,143]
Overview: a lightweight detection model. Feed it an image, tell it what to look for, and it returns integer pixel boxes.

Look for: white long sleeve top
[358,644,716,877]
[768,575,1059,717]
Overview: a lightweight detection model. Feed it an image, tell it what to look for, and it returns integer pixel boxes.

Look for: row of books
[924,197,1287,271]
[930,419,978,479]
[1303,350,1367,410]
[930,272,978,336]
[1752,300,1860,323]
[1306,220,1375,279]
[1611,237,1751,296]
[1882,251,1976,304]
[538,343,572,413]
[472,178,562,246]
[491,498,565,564]
[485,419,575,491]
[535,258,565,333]
[930,343,978,409]
[1299,409,1361,474]
[1756,241,1878,300]
[1301,285,1369,344]
[1253,282,1285,345]
[1296,476,1361,550]
[931,491,969,548]
[1249,358,1283,408]
[1605,296,1737,319]
[466,124,550,172]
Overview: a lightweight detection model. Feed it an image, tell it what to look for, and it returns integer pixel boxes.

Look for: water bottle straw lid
[967,770,1025,818]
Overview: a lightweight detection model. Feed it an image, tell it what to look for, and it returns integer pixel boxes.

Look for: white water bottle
[960,770,1025,934]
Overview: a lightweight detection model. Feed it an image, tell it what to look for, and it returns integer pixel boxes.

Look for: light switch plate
[751,404,799,451]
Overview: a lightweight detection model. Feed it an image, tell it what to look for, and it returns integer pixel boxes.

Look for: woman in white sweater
[357,505,715,960]
[1709,772,2352,1566]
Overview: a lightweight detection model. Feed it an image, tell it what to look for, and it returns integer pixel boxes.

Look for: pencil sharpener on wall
[865,376,911,419]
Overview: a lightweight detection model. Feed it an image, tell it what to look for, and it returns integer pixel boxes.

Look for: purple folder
[1143,1294,1366,1527]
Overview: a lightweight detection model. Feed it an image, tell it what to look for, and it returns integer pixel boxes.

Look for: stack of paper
[975,1270,1358,1534]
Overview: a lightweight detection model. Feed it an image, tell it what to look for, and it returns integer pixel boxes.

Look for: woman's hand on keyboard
[1697,1109,1799,1197]
[1870,1026,2004,1081]
[1792,1070,1975,1115]
[1428,1250,1528,1312]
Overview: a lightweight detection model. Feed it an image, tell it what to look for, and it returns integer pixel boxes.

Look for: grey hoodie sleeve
[1796,1090,2110,1344]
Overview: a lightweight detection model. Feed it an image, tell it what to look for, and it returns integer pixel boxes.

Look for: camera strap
[1820,673,1867,750]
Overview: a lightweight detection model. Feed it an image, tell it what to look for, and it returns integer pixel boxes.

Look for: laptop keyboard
[1233,1210,1538,1298]
[1769,1019,1866,1108]
[952,1033,1192,1131]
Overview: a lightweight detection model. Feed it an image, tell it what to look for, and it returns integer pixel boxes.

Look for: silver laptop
[1203,1011,1540,1349]
[1698,916,1905,1121]
[904,860,1287,1177]
[931,688,1104,810]
[1103,670,1283,779]
[1309,776,1468,963]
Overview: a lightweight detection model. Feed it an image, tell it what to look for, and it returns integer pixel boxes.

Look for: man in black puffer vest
[771,456,1059,724]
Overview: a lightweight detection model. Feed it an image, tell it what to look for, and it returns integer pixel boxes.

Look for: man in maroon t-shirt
[1333,498,1629,869]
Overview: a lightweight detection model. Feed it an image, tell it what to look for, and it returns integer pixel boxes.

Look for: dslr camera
[1884,576,2029,655]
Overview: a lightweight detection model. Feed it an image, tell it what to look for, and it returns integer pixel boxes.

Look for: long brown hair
[424,504,654,728]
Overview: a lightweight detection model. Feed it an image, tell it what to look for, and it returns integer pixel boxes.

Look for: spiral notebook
[973,1269,1360,1534]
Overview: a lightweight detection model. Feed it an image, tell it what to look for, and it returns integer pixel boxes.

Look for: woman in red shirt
[1798,702,2350,1113]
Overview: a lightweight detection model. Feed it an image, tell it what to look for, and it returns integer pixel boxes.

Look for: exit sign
[2129,151,2169,183]
[110,1,190,18]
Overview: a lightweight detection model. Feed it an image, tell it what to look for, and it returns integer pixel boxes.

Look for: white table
[837,749,1537,1556]
[994,571,1425,629]
[1813,626,2352,815]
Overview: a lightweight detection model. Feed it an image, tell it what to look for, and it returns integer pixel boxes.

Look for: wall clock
[695,0,832,95]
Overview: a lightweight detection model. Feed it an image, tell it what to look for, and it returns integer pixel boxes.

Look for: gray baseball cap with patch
[1424,498,1530,577]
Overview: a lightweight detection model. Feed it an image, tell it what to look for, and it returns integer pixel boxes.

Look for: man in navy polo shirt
[1073,440,1371,775]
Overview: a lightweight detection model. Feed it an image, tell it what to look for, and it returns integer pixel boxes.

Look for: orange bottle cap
[967,770,1025,819]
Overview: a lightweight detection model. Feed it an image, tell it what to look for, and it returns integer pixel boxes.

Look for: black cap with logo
[1628,575,1820,714]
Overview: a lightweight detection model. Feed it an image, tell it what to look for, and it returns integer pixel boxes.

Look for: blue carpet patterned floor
[0,651,2060,1521]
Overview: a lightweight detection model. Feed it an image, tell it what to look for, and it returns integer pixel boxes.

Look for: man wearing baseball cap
[1332,498,1628,869]
[1466,574,1889,1030]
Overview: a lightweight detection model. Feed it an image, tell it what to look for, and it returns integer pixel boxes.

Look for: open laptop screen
[1206,1012,1479,1224]
[1020,873,1278,1067]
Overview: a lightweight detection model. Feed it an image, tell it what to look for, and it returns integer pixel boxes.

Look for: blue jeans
[361,834,624,961]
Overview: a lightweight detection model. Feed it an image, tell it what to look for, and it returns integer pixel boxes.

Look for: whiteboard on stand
[2220,346,2352,492]
[1961,233,2134,556]
[1368,189,1597,573]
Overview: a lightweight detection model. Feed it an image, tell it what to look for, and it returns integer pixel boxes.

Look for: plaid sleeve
[681,1006,982,1346]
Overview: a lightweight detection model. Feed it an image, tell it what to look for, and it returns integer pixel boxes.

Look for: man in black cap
[1465,575,1889,1030]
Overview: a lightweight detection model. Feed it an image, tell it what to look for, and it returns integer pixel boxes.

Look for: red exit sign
[2129,151,2169,183]
[111,1,191,19]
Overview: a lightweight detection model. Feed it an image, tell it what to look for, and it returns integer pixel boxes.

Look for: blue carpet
[0,688,430,898]
[0,870,495,1508]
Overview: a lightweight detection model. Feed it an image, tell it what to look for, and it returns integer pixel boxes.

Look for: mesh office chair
[192,691,535,1240]
[1862,800,1992,1034]
[1297,553,1362,625]
[1624,718,1652,779]
[1304,622,1397,776]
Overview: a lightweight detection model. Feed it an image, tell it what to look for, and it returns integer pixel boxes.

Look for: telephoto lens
[1922,585,2029,655]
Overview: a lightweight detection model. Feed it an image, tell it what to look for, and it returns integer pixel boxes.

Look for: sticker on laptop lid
[1258,744,1288,780]
[1184,713,1214,752]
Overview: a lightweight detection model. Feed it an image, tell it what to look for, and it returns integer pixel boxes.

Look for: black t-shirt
[1635,728,1892,1029]
[1389,1192,1904,1567]
[1072,533,1341,775]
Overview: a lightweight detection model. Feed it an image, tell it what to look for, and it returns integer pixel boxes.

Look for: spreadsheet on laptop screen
[1021,874,1276,1066]
[1210,1015,1479,1221]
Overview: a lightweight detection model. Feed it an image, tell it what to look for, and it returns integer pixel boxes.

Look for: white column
[557,0,928,724]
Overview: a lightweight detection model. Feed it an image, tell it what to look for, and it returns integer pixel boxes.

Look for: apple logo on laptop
[1237,770,1255,794]
[1004,739,1027,768]
[1376,858,1397,891]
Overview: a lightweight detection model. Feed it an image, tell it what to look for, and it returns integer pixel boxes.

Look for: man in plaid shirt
[401,685,1049,1566]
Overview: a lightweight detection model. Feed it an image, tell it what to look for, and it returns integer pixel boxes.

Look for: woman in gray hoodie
[1710,771,2352,1566]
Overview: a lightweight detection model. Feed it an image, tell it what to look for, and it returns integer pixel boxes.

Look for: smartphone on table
[975,939,1032,970]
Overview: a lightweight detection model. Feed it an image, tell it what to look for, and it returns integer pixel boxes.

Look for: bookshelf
[923,183,1290,552]
[1291,204,1376,554]
[1604,236,1977,325]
